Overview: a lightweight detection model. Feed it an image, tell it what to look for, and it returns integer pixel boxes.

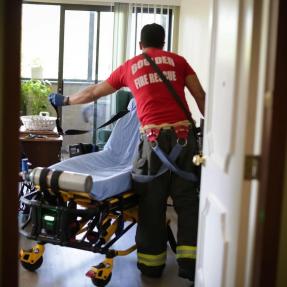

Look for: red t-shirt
[106,48,195,126]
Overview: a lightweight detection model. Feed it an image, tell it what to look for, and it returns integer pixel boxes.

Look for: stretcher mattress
[49,99,140,201]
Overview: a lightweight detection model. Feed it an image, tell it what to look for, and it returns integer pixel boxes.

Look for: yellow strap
[137,251,166,267]
[176,245,197,259]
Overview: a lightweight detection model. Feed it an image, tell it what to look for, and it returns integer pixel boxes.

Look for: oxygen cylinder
[30,167,93,193]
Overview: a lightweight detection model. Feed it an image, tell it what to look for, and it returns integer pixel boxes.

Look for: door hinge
[244,155,261,180]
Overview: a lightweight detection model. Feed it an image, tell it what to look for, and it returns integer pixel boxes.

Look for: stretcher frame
[19,171,176,287]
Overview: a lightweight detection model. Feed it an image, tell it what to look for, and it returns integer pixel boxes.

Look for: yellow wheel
[91,273,112,287]
[86,258,113,287]
[20,256,43,271]
[19,244,45,272]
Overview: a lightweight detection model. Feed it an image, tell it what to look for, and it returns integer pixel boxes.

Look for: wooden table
[19,126,63,168]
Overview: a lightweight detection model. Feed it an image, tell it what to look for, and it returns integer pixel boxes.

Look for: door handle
[193,154,206,166]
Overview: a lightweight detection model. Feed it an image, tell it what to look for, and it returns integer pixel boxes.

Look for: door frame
[1,0,287,287]
[0,1,21,287]
[251,0,287,286]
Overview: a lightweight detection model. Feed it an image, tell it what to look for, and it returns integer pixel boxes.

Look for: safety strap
[132,142,198,183]
[50,170,63,195]
[39,168,57,203]
[64,110,130,135]
[132,142,182,183]
[152,144,198,182]
[96,110,129,130]
[50,102,64,135]
[51,100,129,135]
[39,168,50,191]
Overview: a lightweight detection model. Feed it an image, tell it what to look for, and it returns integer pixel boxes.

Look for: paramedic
[49,23,205,283]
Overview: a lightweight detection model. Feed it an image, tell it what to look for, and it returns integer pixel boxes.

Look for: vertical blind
[112,2,178,67]
[126,2,175,57]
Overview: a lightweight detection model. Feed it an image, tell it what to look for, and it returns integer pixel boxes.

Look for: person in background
[49,23,205,284]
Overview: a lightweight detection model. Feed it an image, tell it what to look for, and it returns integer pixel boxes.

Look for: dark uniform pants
[132,127,200,278]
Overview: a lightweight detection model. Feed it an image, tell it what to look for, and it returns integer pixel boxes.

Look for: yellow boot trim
[137,251,167,267]
[176,245,197,259]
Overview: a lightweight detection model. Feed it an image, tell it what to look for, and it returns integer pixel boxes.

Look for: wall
[0,1,21,286]
[177,0,213,125]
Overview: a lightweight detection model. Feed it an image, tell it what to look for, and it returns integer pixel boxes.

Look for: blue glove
[48,93,66,106]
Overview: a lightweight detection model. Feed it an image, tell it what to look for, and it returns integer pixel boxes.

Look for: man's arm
[69,81,116,105]
[185,74,206,116]
[49,81,116,107]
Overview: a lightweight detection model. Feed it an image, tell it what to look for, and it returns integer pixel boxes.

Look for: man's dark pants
[132,127,200,279]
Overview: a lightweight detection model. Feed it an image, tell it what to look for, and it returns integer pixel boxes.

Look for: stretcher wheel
[86,259,113,286]
[20,256,43,271]
[91,274,112,287]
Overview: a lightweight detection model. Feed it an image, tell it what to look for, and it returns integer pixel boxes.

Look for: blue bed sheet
[49,99,140,201]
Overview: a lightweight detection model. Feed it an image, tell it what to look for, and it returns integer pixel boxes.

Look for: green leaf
[20,79,52,115]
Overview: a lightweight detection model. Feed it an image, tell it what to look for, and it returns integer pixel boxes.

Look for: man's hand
[48,93,69,106]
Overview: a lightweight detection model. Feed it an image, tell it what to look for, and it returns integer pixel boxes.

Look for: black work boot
[137,263,165,278]
[178,259,196,283]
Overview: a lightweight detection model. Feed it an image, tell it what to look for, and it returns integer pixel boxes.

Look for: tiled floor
[18,210,192,287]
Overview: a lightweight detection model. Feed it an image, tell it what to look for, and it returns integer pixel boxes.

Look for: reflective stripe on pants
[137,251,167,267]
[176,245,197,260]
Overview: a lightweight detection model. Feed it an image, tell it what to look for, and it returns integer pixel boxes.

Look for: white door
[195,0,272,286]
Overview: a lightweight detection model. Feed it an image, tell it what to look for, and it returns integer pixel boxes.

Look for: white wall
[178,0,213,124]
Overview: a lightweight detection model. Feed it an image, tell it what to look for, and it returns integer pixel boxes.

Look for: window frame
[132,6,173,55]
[22,1,114,87]
[58,4,114,93]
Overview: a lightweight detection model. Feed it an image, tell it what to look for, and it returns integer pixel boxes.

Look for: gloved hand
[48,93,69,106]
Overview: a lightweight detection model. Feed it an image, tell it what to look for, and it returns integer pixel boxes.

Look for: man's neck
[142,47,162,53]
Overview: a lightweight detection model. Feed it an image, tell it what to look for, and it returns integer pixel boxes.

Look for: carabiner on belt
[174,125,189,147]
[145,128,160,147]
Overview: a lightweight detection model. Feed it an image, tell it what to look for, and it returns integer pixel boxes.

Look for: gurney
[49,98,140,201]
[19,98,176,287]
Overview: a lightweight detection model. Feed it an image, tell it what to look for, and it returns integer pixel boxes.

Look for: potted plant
[21,79,52,115]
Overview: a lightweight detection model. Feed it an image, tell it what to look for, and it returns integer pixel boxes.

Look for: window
[20,3,175,152]
[62,9,114,83]
[98,12,114,80]
[60,7,114,148]
[21,3,114,152]
[63,10,94,81]
[21,4,60,79]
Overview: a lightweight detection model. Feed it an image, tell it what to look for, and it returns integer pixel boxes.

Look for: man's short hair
[140,23,165,48]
